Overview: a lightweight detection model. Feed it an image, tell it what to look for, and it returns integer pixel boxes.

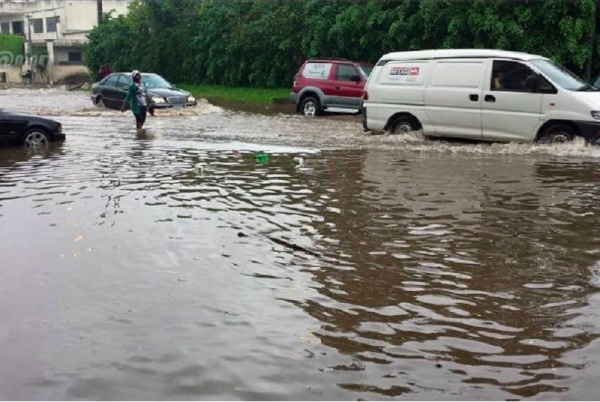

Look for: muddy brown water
[1,88,600,400]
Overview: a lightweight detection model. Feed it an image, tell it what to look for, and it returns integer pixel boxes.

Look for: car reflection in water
[0,137,66,175]
[90,72,198,111]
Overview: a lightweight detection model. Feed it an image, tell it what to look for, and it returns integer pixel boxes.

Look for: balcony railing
[31,39,86,48]
[0,1,26,15]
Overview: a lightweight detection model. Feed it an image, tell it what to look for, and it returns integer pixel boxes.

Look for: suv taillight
[362,90,369,100]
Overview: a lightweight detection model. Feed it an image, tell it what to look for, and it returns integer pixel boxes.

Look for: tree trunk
[97,0,103,25]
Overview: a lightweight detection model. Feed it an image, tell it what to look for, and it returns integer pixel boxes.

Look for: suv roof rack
[307,57,351,62]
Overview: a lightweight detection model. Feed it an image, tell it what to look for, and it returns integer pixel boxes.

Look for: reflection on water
[0,89,600,400]
[299,152,600,399]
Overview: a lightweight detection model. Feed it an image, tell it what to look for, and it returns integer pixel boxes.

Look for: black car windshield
[141,74,173,88]
[358,65,373,78]
[530,59,588,90]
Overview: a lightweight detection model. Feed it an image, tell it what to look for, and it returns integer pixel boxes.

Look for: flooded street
[1,88,600,400]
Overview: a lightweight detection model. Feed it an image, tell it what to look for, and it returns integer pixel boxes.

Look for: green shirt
[124,82,148,114]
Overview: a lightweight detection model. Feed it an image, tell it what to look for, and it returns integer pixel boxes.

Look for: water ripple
[0,89,600,400]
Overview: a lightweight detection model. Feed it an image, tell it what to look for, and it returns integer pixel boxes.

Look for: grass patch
[178,84,290,104]
[69,82,292,107]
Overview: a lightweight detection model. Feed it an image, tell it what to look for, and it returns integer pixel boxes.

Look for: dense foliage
[84,0,600,87]
[0,34,25,64]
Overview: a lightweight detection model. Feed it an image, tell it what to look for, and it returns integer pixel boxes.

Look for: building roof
[380,49,548,62]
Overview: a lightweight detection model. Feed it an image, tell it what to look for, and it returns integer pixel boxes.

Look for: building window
[46,16,59,32]
[32,18,43,33]
[68,52,82,63]
[12,21,24,34]
[0,22,10,34]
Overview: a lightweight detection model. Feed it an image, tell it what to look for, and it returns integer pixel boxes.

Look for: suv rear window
[301,62,333,79]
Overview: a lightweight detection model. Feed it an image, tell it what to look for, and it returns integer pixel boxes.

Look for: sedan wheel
[96,96,104,107]
[23,130,50,150]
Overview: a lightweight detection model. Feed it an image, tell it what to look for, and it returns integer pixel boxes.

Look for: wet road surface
[1,88,600,400]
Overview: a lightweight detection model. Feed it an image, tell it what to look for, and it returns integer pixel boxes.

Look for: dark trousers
[134,106,147,127]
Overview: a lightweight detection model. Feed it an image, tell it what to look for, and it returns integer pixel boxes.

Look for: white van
[362,49,600,144]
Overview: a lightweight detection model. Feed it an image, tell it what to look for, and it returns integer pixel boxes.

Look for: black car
[0,109,65,149]
[90,72,197,110]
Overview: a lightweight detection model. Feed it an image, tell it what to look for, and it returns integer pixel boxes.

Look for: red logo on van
[390,67,420,76]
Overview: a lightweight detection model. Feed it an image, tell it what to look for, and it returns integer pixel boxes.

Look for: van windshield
[530,59,588,91]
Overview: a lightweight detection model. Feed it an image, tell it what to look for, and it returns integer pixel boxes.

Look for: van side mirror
[350,75,361,82]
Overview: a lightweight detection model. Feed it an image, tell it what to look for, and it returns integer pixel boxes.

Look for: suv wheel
[300,96,321,116]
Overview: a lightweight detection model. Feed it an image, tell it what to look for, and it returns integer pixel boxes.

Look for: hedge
[0,34,24,65]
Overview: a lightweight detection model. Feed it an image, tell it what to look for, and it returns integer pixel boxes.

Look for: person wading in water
[121,70,154,133]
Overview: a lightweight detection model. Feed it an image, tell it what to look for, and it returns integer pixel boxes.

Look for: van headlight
[591,111,600,120]
[187,95,195,102]
[152,96,166,104]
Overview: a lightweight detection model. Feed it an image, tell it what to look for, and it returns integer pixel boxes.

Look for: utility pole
[590,0,600,83]
[97,0,103,25]
[26,14,32,84]
[595,0,600,81]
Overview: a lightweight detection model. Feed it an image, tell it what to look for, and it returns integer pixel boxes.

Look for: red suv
[290,58,373,116]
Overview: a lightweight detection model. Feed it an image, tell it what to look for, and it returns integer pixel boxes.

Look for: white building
[0,0,132,83]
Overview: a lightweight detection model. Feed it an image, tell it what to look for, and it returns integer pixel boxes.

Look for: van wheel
[390,116,419,134]
[538,124,575,144]
[300,96,321,116]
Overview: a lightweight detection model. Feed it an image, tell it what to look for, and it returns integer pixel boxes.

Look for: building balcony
[0,1,26,16]
[31,38,85,48]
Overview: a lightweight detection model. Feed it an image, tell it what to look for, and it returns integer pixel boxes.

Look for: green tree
[83,11,138,80]
[84,0,600,87]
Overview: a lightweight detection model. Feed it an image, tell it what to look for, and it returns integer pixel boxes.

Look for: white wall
[0,63,89,84]
[52,63,88,82]
[62,1,100,32]
[63,0,131,33]
[0,64,24,83]
[1,0,133,72]
[54,45,82,63]
[0,0,132,41]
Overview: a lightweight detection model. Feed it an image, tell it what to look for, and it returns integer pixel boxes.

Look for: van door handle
[334,86,340,90]
[485,95,496,103]
[469,94,479,101]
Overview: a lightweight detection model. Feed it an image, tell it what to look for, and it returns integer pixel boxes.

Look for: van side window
[539,75,556,93]
[491,60,539,93]
[336,64,359,81]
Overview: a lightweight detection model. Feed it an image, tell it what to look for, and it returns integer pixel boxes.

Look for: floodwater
[1,88,600,400]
